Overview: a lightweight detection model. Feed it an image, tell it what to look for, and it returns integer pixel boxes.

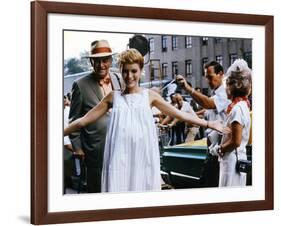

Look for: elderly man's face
[175,94,184,108]
[91,56,112,79]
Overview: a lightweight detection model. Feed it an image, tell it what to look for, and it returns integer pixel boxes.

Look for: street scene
[63,30,252,194]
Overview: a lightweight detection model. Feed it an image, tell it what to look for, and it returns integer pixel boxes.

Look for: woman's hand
[208,120,231,134]
[209,143,224,158]
[157,124,171,132]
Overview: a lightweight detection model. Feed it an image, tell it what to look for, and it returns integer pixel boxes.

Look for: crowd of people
[63,39,252,194]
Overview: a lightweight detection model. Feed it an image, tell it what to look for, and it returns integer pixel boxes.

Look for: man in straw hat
[68,40,122,193]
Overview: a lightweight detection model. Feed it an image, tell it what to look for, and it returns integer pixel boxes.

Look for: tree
[64,57,85,76]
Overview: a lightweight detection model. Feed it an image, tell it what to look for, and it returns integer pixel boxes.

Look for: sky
[64,30,134,60]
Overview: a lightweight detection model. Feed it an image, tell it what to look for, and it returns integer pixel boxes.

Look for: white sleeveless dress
[101,89,161,193]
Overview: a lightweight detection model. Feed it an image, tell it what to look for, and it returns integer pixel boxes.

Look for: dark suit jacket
[68,72,121,168]
[190,99,203,112]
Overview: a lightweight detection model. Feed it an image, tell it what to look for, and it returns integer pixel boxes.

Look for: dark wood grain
[264,17,274,210]
[31,1,274,224]
[39,1,272,25]
[31,1,48,224]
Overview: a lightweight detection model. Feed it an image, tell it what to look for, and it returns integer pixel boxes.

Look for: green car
[161,139,252,189]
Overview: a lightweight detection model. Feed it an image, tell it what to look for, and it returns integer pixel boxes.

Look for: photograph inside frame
[63,30,253,195]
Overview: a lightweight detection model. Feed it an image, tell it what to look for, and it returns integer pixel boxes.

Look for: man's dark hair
[204,61,224,74]
[67,92,72,102]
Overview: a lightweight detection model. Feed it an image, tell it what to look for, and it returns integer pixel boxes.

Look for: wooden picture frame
[31,1,274,224]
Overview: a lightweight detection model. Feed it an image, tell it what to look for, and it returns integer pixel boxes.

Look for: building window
[149,38,154,54]
[243,52,252,69]
[202,57,208,76]
[229,53,238,64]
[162,63,168,78]
[161,36,168,52]
[185,60,192,77]
[228,38,237,42]
[216,55,223,66]
[202,37,208,45]
[215,38,222,44]
[150,62,155,81]
[185,36,192,48]
[172,36,178,50]
[172,61,178,77]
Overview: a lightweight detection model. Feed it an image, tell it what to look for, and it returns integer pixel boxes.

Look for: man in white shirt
[176,61,230,187]
[167,93,199,143]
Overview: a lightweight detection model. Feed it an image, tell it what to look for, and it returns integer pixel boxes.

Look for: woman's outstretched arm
[149,90,230,134]
[64,92,113,136]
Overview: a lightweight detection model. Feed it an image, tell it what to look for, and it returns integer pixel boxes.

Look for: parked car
[161,139,252,189]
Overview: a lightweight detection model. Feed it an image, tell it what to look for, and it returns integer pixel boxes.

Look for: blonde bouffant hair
[118,48,144,70]
[225,59,252,97]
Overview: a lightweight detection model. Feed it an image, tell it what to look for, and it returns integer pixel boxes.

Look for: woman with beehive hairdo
[209,59,252,187]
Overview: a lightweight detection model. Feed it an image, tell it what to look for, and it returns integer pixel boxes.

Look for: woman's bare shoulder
[148,88,164,107]
[148,88,161,98]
